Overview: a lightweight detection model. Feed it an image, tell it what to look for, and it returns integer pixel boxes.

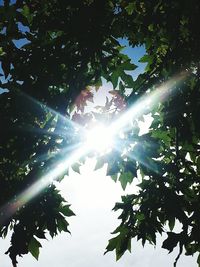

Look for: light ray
[109,71,187,135]
[16,90,82,135]
[0,72,187,225]
[0,142,88,225]
[20,142,82,170]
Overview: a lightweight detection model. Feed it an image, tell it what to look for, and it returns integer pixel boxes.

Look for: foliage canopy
[1,0,200,266]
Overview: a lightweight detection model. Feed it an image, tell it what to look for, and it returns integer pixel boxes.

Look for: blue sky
[0,0,16,5]
[119,38,146,78]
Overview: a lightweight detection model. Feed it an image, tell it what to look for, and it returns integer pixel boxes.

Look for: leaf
[148,24,154,32]
[105,236,118,253]
[121,61,137,71]
[105,226,131,260]
[21,5,33,23]
[94,79,102,91]
[136,213,145,222]
[0,47,5,56]
[121,71,134,87]
[75,90,93,112]
[197,157,200,174]
[94,158,105,171]
[111,173,118,182]
[60,205,75,217]
[162,232,179,253]
[71,162,81,174]
[107,164,120,176]
[168,217,175,231]
[28,237,42,260]
[57,219,70,233]
[125,3,135,15]
[127,238,131,253]
[119,81,125,94]
[125,161,137,177]
[139,54,153,64]
[2,59,10,78]
[111,71,119,88]
[197,253,200,266]
[119,172,133,190]
[151,130,171,145]
[35,230,46,239]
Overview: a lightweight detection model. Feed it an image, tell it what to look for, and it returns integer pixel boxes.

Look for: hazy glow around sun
[0,73,187,224]
[85,124,114,153]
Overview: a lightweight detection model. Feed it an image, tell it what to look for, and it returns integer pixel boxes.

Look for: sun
[84,124,114,153]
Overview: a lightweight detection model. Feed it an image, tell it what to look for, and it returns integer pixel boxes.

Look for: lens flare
[0,72,187,225]
[85,124,114,153]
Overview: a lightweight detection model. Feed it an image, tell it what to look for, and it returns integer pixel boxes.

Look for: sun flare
[85,124,114,153]
[0,73,187,224]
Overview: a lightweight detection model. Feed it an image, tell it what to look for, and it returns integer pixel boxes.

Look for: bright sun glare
[0,72,187,224]
[85,124,114,153]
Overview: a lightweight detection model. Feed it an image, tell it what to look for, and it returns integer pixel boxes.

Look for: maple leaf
[75,89,94,112]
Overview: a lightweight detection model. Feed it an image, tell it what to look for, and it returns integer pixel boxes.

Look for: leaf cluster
[1,0,200,266]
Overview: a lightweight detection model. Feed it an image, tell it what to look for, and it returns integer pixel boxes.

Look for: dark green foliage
[103,1,200,266]
[1,0,200,266]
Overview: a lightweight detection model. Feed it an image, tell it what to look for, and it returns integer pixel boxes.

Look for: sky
[0,92,197,266]
[0,161,197,267]
[0,8,198,267]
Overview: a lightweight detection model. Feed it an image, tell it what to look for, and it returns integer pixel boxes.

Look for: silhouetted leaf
[60,205,75,217]
[162,232,179,253]
[28,238,42,260]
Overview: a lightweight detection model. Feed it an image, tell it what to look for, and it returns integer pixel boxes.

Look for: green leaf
[197,253,200,266]
[35,230,46,239]
[111,71,119,88]
[21,5,33,23]
[148,24,154,32]
[121,61,137,71]
[60,205,75,217]
[105,236,118,253]
[121,71,134,87]
[125,161,137,177]
[136,213,145,222]
[125,3,135,15]
[151,130,171,145]
[28,237,42,260]
[127,238,131,253]
[107,163,120,176]
[111,173,118,182]
[105,226,131,260]
[0,47,5,56]
[139,54,153,64]
[119,172,133,190]
[197,157,200,174]
[168,217,175,231]
[57,218,70,233]
[119,81,125,94]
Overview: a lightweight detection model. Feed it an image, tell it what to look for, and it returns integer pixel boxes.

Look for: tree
[0,0,200,266]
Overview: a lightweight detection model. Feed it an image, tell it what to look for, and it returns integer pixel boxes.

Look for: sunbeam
[109,71,187,135]
[0,143,87,225]
[84,124,114,153]
[15,90,81,137]
[0,72,187,224]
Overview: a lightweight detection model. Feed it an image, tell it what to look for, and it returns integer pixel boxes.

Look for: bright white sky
[0,160,197,267]
[0,45,197,267]
[0,90,197,267]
